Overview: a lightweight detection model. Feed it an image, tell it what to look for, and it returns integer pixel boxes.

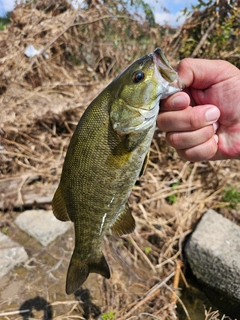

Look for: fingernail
[213,134,219,144]
[205,107,220,122]
[171,95,188,108]
[213,121,219,132]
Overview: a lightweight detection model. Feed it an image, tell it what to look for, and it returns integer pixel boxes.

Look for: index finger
[160,92,190,111]
[157,104,220,132]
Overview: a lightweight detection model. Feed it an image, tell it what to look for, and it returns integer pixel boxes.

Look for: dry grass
[1,1,239,319]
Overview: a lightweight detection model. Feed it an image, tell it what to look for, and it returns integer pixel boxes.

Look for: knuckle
[166,132,180,148]
[179,58,192,70]
[188,110,202,129]
[201,125,214,142]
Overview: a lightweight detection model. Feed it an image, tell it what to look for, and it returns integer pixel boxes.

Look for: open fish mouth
[153,48,184,91]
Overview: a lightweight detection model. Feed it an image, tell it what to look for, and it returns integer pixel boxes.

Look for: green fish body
[52,48,183,294]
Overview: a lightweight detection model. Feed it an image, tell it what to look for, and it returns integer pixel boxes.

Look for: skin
[157,58,240,161]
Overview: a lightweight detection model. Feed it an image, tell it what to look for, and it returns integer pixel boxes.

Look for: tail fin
[66,251,110,295]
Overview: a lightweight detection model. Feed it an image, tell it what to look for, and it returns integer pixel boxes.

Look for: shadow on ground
[75,288,101,319]
[19,296,53,320]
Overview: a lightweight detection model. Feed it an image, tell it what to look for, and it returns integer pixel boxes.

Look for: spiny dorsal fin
[52,186,70,221]
[110,203,136,236]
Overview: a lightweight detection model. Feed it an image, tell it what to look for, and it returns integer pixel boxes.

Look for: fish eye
[132,71,144,83]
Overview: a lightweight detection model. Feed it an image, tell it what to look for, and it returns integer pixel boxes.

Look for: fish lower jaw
[113,116,157,134]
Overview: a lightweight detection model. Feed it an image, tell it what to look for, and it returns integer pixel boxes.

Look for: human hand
[157,58,240,161]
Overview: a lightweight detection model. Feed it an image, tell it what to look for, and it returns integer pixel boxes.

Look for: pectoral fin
[52,186,70,221]
[110,203,136,236]
[124,131,147,152]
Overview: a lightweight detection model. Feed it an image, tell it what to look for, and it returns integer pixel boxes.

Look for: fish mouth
[153,48,184,89]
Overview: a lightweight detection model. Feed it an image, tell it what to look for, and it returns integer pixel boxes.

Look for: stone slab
[0,232,28,278]
[15,210,72,247]
[185,209,240,302]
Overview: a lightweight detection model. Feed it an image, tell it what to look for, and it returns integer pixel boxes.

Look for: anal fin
[110,203,136,236]
[52,186,70,221]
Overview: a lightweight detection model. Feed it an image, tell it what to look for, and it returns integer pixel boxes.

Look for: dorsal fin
[52,186,70,221]
[110,203,136,236]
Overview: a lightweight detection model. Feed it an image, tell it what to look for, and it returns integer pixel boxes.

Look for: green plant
[130,0,155,27]
[172,0,240,68]
[222,185,240,209]
[0,15,10,30]
[167,194,177,204]
[144,246,152,254]
[166,180,181,204]
[2,227,8,235]
[101,311,115,320]
[127,238,133,245]
[118,240,124,247]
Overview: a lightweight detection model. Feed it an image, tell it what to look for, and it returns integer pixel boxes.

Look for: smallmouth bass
[52,48,183,294]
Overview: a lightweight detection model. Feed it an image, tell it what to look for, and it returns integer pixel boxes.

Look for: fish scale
[52,48,184,294]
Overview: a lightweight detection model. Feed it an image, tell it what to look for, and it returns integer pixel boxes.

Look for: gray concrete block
[15,210,72,247]
[185,209,240,301]
[0,232,28,278]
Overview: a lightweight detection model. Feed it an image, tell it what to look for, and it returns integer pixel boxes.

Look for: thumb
[177,58,239,89]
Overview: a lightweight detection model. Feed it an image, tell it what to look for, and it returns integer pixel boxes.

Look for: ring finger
[166,124,215,150]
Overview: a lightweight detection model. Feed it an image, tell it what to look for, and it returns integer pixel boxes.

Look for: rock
[15,210,72,247]
[0,232,28,278]
[185,209,240,302]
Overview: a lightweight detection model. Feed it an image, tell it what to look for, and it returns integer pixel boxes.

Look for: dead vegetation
[171,0,240,66]
[1,0,240,319]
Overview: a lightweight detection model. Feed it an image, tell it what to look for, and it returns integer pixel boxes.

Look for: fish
[52,48,183,294]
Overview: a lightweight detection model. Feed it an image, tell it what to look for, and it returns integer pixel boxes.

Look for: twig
[142,185,200,204]
[122,271,175,319]
[71,14,137,27]
[0,309,30,316]
[3,138,38,155]
[165,283,191,320]
[40,11,79,56]
[191,19,217,57]
[0,150,48,163]
[129,235,156,274]
[171,259,182,304]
